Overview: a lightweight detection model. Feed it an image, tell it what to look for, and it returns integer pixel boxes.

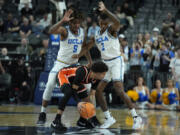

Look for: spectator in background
[0,18,5,35]
[159,44,174,73]
[8,18,20,36]
[162,79,179,111]
[133,77,154,109]
[119,34,125,43]
[173,24,180,45]
[121,2,134,27]
[143,32,152,48]
[18,0,33,11]
[162,12,175,38]
[0,48,10,60]
[136,33,144,47]
[19,17,32,38]
[115,6,127,30]
[130,41,144,66]
[170,47,180,91]
[150,27,160,43]
[142,46,153,71]
[120,37,129,72]
[16,38,32,55]
[157,35,165,47]
[87,21,100,39]
[20,2,33,17]
[38,13,52,30]
[0,60,5,74]
[4,13,13,32]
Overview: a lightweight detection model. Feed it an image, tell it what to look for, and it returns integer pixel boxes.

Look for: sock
[41,106,46,113]
[130,108,138,117]
[104,110,111,118]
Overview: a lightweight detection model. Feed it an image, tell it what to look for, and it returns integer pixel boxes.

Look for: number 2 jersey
[94,28,121,60]
[56,26,85,64]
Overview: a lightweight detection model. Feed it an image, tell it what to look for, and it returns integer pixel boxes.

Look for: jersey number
[101,43,105,51]
[73,45,78,53]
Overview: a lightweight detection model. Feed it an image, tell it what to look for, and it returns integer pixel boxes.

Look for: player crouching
[51,61,108,131]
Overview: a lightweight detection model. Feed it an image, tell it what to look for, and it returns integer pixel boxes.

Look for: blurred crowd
[0,0,180,108]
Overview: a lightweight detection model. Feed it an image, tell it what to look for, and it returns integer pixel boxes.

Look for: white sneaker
[132,116,142,129]
[100,116,116,128]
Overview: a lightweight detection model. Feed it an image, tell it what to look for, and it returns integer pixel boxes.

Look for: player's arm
[72,38,95,59]
[82,31,93,67]
[99,1,120,36]
[48,9,73,39]
[72,67,87,90]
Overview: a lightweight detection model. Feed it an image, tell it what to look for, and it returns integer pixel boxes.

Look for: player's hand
[98,1,106,12]
[72,54,79,59]
[86,62,92,68]
[62,9,74,22]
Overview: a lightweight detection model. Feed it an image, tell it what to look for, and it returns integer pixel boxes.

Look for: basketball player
[37,8,92,125]
[72,1,142,128]
[51,61,108,130]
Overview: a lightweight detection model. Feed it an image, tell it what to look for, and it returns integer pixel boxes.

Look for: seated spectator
[129,41,144,66]
[162,12,175,38]
[16,38,33,55]
[38,13,52,30]
[170,46,180,91]
[150,79,169,110]
[8,18,20,36]
[159,44,174,72]
[150,27,160,43]
[20,3,33,17]
[87,21,100,39]
[133,77,154,109]
[0,18,5,35]
[0,48,10,60]
[4,13,13,32]
[19,17,32,38]
[29,15,43,37]
[173,24,180,44]
[121,2,134,27]
[115,6,127,28]
[162,79,179,111]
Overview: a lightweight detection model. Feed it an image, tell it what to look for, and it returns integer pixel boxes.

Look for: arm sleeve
[73,67,87,86]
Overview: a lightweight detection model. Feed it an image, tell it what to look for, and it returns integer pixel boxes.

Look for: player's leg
[51,70,72,130]
[112,56,142,129]
[51,83,73,130]
[96,67,116,128]
[89,89,96,107]
[37,62,65,125]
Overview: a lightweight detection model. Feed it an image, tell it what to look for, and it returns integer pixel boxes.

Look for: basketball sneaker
[132,116,142,129]
[51,118,67,131]
[100,116,116,128]
[37,112,46,126]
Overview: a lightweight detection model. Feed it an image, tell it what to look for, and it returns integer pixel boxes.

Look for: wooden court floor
[0,105,180,135]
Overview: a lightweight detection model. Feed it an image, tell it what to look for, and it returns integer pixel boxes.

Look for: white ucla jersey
[57,26,84,64]
[94,28,121,59]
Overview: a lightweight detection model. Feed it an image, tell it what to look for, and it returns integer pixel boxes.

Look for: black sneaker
[89,116,101,127]
[77,117,88,128]
[37,112,46,126]
[51,119,67,131]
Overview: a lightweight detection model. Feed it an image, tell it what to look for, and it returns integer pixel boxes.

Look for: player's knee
[113,81,124,96]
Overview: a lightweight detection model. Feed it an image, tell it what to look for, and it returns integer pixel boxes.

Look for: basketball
[77,102,95,119]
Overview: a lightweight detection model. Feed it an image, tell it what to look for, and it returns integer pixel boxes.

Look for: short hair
[91,61,108,73]
[70,9,84,21]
